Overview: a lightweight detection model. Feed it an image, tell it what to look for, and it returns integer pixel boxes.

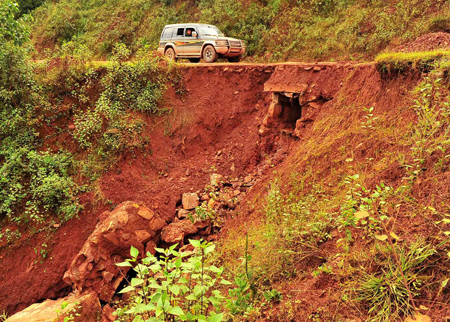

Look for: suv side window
[176,28,184,36]
[185,27,196,37]
[162,27,173,39]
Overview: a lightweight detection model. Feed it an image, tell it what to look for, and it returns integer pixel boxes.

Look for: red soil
[1,62,448,320]
[394,32,450,52]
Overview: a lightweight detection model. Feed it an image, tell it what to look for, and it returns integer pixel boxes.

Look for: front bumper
[216,46,246,57]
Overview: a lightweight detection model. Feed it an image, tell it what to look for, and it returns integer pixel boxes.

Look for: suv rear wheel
[203,45,218,63]
[164,47,176,61]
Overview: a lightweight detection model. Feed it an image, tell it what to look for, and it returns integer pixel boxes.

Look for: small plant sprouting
[361,106,379,130]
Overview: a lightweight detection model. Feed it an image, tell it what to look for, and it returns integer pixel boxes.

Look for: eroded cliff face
[2,62,417,319]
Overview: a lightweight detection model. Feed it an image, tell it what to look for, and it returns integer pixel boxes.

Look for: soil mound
[394,32,450,52]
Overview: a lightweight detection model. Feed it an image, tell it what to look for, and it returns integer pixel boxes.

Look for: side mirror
[192,31,198,38]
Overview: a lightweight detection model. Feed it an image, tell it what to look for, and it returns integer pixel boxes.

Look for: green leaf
[390,232,400,240]
[375,234,388,241]
[130,246,139,258]
[116,261,133,267]
[131,278,144,287]
[168,306,184,316]
[354,210,369,219]
[209,265,222,273]
[219,279,232,285]
[189,239,201,248]
[208,313,224,322]
[185,293,198,301]
[175,257,182,269]
[169,284,180,295]
[119,285,136,293]
[205,244,215,255]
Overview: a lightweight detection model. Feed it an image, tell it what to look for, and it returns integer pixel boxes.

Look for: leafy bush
[1,0,81,225]
[0,148,81,223]
[115,240,228,322]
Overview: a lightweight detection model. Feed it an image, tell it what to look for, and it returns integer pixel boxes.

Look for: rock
[100,304,115,322]
[268,102,282,118]
[145,240,157,255]
[7,292,101,322]
[309,102,321,109]
[210,173,225,186]
[178,209,190,218]
[208,198,219,210]
[135,230,152,244]
[193,218,211,230]
[244,175,253,183]
[148,215,167,231]
[200,194,210,201]
[272,92,281,103]
[304,66,313,71]
[182,193,199,210]
[137,206,155,220]
[161,220,198,244]
[63,201,167,302]
[68,124,76,130]
[313,66,322,72]
[263,114,274,127]
[259,125,270,136]
[306,95,318,102]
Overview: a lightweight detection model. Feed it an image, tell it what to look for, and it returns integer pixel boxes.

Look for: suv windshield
[198,25,224,37]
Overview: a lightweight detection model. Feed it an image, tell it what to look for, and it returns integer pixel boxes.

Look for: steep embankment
[3,62,450,321]
[0,63,274,314]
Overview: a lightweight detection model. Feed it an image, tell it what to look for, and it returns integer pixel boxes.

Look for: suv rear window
[176,28,184,36]
[162,27,174,39]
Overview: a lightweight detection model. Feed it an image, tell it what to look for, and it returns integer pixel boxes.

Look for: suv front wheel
[203,45,218,63]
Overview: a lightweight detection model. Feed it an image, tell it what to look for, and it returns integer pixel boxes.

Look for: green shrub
[1,0,81,225]
[115,240,228,322]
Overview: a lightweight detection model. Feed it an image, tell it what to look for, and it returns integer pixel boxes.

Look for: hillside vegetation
[30,0,450,61]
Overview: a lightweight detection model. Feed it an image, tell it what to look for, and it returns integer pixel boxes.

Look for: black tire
[188,58,201,63]
[164,47,177,61]
[227,56,241,63]
[203,45,218,63]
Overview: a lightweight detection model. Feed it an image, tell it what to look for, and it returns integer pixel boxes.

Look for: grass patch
[375,50,450,73]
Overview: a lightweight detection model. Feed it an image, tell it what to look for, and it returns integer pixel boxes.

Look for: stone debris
[210,173,225,186]
[161,219,198,244]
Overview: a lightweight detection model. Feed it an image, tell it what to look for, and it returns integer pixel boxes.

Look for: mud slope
[0,62,419,315]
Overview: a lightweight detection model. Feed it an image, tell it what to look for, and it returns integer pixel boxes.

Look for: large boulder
[63,201,167,301]
[7,292,101,322]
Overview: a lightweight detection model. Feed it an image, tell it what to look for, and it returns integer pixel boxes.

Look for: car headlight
[215,40,228,46]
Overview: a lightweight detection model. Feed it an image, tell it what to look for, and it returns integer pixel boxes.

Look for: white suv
[157,23,246,63]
